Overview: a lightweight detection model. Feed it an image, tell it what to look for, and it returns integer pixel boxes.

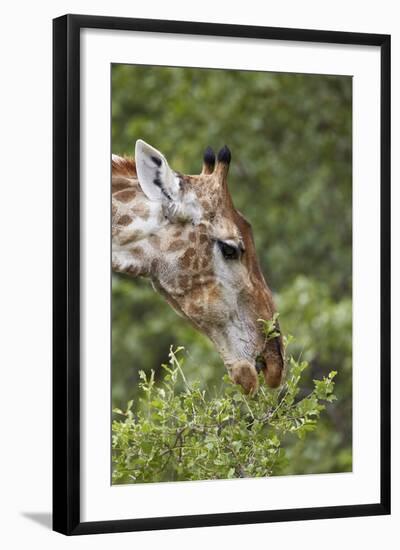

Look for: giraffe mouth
[227,339,284,394]
[255,355,266,373]
[221,327,285,392]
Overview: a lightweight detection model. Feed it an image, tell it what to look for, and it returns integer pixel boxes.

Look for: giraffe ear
[135,140,180,203]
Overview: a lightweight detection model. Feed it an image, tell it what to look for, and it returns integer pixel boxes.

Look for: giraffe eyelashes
[217,240,243,260]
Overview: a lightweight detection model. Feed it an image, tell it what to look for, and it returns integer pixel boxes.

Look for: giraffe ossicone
[112,139,284,393]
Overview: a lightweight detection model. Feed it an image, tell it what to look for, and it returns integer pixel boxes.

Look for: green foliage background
[112,65,352,477]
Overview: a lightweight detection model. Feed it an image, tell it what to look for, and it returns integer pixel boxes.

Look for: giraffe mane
[112,155,137,177]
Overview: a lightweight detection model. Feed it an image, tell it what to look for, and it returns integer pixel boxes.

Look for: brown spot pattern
[112,176,134,193]
[201,257,210,268]
[199,233,208,244]
[131,246,144,258]
[178,275,189,288]
[114,189,137,203]
[118,215,132,226]
[179,248,196,269]
[207,285,220,303]
[188,303,204,317]
[192,257,199,271]
[168,240,185,252]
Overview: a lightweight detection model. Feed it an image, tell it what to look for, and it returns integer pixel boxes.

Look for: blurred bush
[112,65,352,476]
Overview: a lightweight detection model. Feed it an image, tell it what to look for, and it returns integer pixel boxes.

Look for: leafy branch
[112,342,337,483]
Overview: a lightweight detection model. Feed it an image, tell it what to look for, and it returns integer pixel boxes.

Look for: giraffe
[112,140,284,394]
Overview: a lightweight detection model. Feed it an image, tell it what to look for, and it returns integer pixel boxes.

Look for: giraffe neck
[112,176,167,276]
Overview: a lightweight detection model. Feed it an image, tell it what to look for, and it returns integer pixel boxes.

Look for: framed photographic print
[53,14,391,535]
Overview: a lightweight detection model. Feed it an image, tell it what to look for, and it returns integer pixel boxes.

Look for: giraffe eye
[218,240,241,260]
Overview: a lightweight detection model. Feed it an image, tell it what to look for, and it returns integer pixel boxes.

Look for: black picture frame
[53,13,391,536]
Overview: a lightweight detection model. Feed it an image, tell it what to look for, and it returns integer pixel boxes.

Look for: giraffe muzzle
[229,336,284,394]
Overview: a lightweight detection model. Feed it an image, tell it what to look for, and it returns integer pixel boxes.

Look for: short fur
[112,141,284,393]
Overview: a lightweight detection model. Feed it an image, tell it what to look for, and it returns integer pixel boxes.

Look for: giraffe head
[112,140,284,393]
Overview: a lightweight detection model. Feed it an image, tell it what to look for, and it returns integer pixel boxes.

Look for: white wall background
[0,0,398,547]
